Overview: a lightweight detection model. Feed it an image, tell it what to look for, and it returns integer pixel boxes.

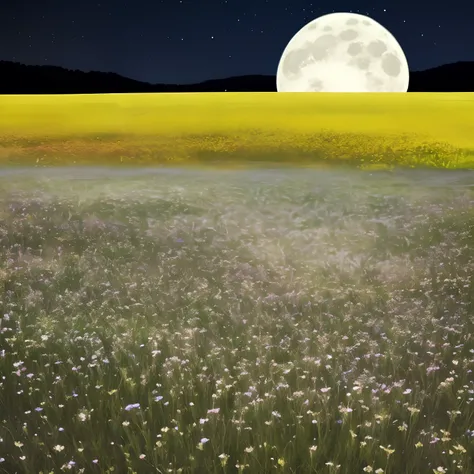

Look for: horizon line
[1,58,472,87]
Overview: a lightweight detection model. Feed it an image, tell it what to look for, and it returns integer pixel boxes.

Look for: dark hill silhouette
[407,61,474,92]
[0,60,473,94]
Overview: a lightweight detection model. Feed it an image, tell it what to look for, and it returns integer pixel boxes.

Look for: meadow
[0,167,473,473]
[0,93,474,169]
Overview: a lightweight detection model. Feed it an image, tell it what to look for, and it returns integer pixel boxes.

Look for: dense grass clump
[0,167,473,473]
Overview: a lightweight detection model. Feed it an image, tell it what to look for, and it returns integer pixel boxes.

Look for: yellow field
[0,92,473,168]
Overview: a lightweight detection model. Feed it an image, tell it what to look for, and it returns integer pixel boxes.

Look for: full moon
[276,12,410,92]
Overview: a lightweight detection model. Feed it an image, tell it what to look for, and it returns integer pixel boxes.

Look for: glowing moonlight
[276,12,410,92]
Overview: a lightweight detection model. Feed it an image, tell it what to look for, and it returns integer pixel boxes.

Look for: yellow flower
[218,453,229,467]
[379,445,395,455]
[453,444,466,454]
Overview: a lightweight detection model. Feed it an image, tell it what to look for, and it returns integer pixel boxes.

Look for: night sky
[0,1,472,85]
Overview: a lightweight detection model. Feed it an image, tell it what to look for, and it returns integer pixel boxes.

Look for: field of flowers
[0,93,473,168]
[0,167,474,473]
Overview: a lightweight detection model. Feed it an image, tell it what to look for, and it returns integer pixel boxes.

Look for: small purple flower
[155,396,163,402]
[35,407,43,412]
[176,238,184,243]
[125,403,140,411]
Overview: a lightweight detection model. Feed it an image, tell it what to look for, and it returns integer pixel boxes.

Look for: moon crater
[356,57,370,70]
[382,53,401,77]
[309,78,324,91]
[282,48,310,76]
[367,40,387,57]
[347,42,363,56]
[309,34,338,61]
[340,29,358,41]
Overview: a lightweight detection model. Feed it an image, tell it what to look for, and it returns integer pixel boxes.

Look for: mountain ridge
[0,60,473,93]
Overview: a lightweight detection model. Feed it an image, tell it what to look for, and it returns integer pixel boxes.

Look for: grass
[0,167,474,473]
[0,93,474,168]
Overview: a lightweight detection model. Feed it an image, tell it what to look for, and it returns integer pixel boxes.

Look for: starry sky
[0,0,472,85]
